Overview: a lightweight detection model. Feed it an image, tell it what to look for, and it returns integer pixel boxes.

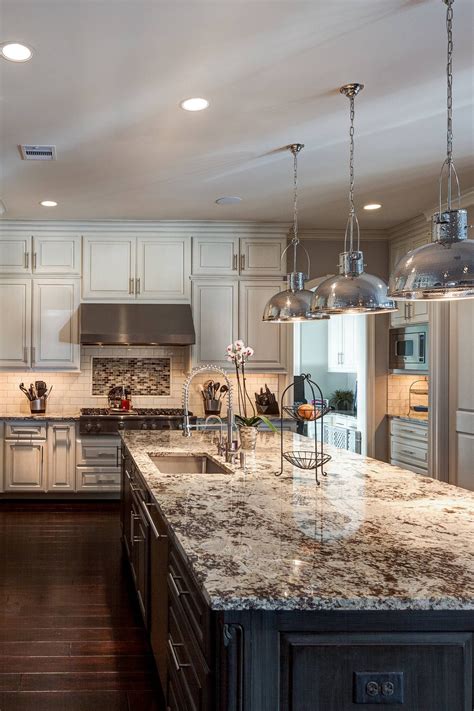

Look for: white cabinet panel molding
[0,235,31,274]
[0,279,32,368]
[32,279,80,370]
[32,234,81,275]
[47,422,75,491]
[83,235,136,300]
[136,236,190,301]
[239,237,287,276]
[191,279,238,367]
[192,236,239,276]
[239,280,287,371]
[4,441,46,491]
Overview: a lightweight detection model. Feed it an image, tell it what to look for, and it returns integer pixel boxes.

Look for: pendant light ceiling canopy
[389,0,473,302]
[311,84,396,316]
[262,144,329,323]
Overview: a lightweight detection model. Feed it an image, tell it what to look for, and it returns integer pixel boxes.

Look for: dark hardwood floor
[0,501,164,710]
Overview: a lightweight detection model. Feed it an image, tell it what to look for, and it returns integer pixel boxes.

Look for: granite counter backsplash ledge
[121,430,474,613]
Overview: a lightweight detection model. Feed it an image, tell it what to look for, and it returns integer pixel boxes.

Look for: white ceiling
[0,0,473,228]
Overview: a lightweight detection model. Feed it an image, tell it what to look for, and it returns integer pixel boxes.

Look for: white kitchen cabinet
[191,279,238,367]
[4,440,46,491]
[82,235,136,300]
[239,237,287,276]
[191,235,287,277]
[32,234,81,275]
[32,279,80,370]
[192,236,240,276]
[136,236,190,301]
[0,279,32,368]
[389,417,428,475]
[239,280,287,370]
[0,235,31,274]
[327,314,358,372]
[47,422,75,491]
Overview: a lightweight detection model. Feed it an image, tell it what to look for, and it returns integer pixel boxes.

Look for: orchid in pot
[226,340,276,450]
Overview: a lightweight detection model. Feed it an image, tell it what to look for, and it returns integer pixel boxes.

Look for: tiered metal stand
[276,373,331,485]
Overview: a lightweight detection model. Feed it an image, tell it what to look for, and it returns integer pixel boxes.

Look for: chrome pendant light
[311,84,396,315]
[389,0,473,301]
[263,144,329,322]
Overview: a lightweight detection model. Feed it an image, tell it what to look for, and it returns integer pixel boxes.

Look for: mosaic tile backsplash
[92,357,171,396]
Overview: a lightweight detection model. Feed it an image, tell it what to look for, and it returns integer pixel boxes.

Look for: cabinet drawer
[169,546,210,663]
[168,592,210,711]
[280,631,472,711]
[391,437,428,467]
[390,418,428,443]
[391,458,428,475]
[75,466,121,491]
[76,437,121,466]
[5,422,47,440]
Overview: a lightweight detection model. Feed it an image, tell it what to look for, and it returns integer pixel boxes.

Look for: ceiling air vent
[19,144,57,161]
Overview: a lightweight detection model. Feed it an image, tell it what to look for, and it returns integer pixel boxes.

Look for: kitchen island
[121,430,474,711]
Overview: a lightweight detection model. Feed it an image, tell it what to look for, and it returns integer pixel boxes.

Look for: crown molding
[423,187,474,220]
[0,219,291,236]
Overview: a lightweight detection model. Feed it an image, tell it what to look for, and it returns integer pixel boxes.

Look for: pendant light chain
[348,94,356,253]
[446,0,454,209]
[289,143,303,273]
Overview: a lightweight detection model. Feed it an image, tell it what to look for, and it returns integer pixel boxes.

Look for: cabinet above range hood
[80,303,195,346]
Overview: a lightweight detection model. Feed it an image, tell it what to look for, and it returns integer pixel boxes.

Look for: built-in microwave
[389,324,428,372]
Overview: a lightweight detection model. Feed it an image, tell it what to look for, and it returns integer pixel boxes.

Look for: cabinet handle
[240,254,245,271]
[140,499,167,540]
[136,278,140,295]
[168,636,191,672]
[129,278,134,294]
[233,254,238,271]
[23,347,28,364]
[31,346,35,365]
[168,571,190,597]
[24,252,29,269]
[33,252,37,270]
[341,352,344,365]
[116,446,120,468]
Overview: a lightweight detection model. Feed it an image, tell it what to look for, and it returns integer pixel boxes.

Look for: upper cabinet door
[32,279,80,370]
[239,280,287,371]
[192,236,239,276]
[239,237,287,276]
[0,235,32,274]
[82,235,136,300]
[191,279,238,367]
[32,234,81,275]
[327,317,343,372]
[136,237,190,301]
[327,315,358,373]
[0,278,32,368]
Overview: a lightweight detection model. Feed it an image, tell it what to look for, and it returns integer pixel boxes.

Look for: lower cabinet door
[280,631,472,711]
[47,423,75,491]
[4,440,46,491]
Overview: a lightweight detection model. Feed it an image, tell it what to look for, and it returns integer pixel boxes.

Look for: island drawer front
[390,437,428,466]
[5,422,47,440]
[169,546,211,663]
[76,437,121,466]
[168,591,211,711]
[390,458,428,475]
[390,418,428,442]
[75,466,121,491]
[280,631,472,711]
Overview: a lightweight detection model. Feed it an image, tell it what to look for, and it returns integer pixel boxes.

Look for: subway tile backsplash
[0,345,282,416]
[92,357,171,396]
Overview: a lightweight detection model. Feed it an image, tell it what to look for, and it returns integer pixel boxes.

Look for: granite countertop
[0,411,80,420]
[122,430,474,613]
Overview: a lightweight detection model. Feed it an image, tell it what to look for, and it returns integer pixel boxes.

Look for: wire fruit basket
[277,373,331,484]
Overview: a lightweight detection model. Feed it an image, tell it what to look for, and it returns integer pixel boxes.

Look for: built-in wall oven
[389,324,428,372]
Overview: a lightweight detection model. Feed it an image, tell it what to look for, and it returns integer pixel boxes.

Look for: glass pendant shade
[389,209,474,300]
[263,272,329,322]
[311,250,396,315]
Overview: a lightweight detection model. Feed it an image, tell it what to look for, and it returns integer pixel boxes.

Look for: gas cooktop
[80,408,187,418]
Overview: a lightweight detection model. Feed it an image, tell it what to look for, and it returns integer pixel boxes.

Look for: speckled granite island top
[121,430,474,613]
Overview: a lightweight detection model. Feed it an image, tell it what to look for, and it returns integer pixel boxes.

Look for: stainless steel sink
[149,454,231,475]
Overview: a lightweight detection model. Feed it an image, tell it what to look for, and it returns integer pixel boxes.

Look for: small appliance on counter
[255,384,279,416]
[107,385,132,412]
[19,381,53,414]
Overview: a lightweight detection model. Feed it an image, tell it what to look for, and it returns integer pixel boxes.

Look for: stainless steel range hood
[80,303,195,346]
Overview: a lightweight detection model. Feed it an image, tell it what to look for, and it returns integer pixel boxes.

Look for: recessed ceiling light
[215,196,242,205]
[1,42,33,62]
[40,200,58,207]
[363,203,382,210]
[179,97,209,112]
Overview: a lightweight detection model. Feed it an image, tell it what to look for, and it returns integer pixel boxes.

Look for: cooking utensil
[35,381,47,397]
[29,383,37,400]
[219,384,228,401]
[19,383,33,401]
[213,382,220,397]
[44,385,53,399]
